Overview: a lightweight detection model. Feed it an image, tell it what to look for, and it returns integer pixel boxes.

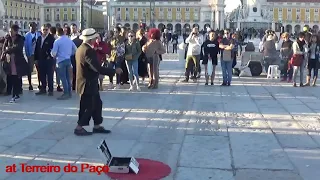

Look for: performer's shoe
[74,128,93,136]
[93,126,111,134]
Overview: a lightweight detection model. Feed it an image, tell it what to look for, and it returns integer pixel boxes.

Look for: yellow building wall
[181,8,185,22]
[310,9,315,22]
[172,8,176,20]
[273,8,278,21]
[282,8,287,21]
[121,8,125,20]
[129,8,133,20]
[292,8,296,21]
[154,8,159,21]
[318,10,320,22]
[300,8,305,22]
[138,8,142,21]
[163,8,167,21]
[190,8,194,21]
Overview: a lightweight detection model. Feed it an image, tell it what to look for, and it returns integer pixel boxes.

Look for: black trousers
[78,93,103,126]
[71,57,76,90]
[38,60,54,92]
[7,75,20,97]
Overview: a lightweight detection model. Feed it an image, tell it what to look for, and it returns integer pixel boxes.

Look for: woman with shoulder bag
[142,28,166,89]
[291,32,307,87]
[2,25,29,103]
[124,30,142,91]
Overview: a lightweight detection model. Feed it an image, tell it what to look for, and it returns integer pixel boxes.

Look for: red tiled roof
[267,0,320,2]
[44,0,77,3]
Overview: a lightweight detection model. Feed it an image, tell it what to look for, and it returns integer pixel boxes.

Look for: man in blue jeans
[219,30,235,86]
[51,27,77,100]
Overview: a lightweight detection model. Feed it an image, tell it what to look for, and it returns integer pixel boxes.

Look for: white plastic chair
[267,65,280,79]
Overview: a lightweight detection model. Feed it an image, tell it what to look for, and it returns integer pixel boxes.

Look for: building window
[134,8,137,11]
[56,14,60,21]
[64,8,67,12]
[205,12,210,20]
[117,8,120,11]
[279,8,282,12]
[194,13,199,20]
[133,13,138,20]
[167,13,172,20]
[63,14,67,21]
[186,8,189,12]
[306,9,309,13]
[46,14,50,21]
[159,12,164,20]
[20,10,22,17]
[288,8,291,12]
[160,8,163,12]
[15,2,17,7]
[125,8,128,11]
[185,12,190,20]
[297,9,300,13]
[72,14,76,21]
[168,8,171,12]
[10,9,12,16]
[176,13,181,20]
[177,8,180,12]
[72,8,75,12]
[315,9,319,13]
[195,8,199,12]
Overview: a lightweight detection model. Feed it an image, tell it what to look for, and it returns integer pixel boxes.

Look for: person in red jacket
[93,34,110,91]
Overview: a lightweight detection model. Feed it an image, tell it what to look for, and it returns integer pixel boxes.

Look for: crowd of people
[261,27,320,87]
[0,22,167,103]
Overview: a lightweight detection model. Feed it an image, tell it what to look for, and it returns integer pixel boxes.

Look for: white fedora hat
[79,28,99,40]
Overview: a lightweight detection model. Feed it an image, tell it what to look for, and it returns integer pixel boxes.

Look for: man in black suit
[34,24,56,96]
[74,28,122,136]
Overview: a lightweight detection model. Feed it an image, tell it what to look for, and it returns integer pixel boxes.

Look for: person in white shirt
[182,27,203,82]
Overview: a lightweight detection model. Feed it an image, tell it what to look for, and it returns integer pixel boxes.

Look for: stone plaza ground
[0,54,320,180]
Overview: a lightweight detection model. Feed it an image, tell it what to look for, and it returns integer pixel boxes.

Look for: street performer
[74,28,122,136]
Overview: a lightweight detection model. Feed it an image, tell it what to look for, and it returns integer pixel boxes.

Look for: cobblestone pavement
[0,56,320,180]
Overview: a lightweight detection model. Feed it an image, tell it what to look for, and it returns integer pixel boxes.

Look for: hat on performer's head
[79,28,99,41]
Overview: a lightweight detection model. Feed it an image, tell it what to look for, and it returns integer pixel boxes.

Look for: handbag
[125,54,133,60]
[290,54,303,66]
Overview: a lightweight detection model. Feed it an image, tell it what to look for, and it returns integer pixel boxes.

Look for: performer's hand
[115,68,123,74]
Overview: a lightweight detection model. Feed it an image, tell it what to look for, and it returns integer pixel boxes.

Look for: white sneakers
[9,96,20,103]
[129,85,141,91]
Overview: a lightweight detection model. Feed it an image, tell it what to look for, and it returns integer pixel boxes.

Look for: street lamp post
[80,0,84,30]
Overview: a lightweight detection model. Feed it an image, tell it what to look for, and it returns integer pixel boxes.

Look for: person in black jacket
[202,31,219,85]
[75,28,122,136]
[1,25,29,103]
[34,24,56,96]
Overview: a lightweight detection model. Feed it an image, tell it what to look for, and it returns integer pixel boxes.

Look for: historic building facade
[229,0,320,33]
[3,0,43,33]
[266,0,320,33]
[43,0,105,31]
[105,0,226,34]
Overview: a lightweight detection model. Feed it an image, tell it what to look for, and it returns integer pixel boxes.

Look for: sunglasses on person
[128,35,134,38]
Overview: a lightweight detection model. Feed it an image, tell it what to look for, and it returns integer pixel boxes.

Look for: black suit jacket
[75,43,115,95]
[34,34,55,62]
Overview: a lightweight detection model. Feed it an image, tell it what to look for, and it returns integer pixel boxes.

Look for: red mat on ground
[106,158,171,180]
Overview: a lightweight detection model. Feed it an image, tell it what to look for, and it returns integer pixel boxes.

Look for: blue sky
[225,0,241,12]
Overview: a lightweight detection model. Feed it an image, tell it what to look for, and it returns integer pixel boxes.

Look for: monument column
[215,10,219,30]
[220,11,224,30]
[211,10,215,28]
[272,22,275,31]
